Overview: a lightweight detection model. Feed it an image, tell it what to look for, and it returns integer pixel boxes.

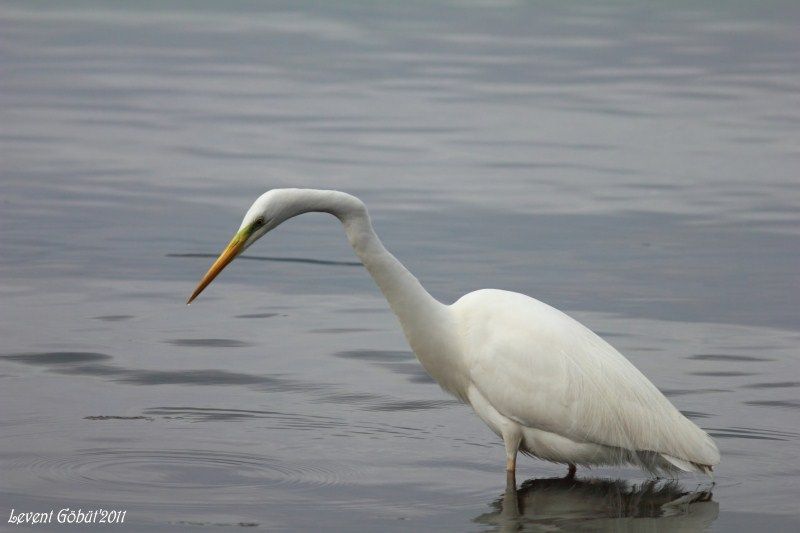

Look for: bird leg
[503,428,522,487]
[506,453,516,473]
[506,454,517,486]
[506,468,516,488]
[501,470,520,520]
[567,463,577,478]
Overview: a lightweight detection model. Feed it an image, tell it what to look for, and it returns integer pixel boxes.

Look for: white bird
[188,188,720,481]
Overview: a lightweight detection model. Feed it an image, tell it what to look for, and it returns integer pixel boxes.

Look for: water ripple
[744,381,800,389]
[7,448,358,495]
[143,406,437,444]
[2,352,450,412]
[2,354,316,392]
[706,426,799,442]
[689,371,758,377]
[680,410,712,420]
[744,400,800,410]
[1,352,112,365]
[91,315,134,322]
[688,353,773,362]
[165,338,252,348]
[334,349,413,361]
[662,388,730,397]
[144,406,344,430]
[334,349,435,384]
[364,399,458,412]
[235,313,283,319]
[84,415,154,421]
[168,252,361,267]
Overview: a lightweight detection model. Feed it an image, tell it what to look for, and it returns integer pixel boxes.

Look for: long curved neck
[289,190,451,351]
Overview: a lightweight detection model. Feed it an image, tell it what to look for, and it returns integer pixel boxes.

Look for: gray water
[1,1,799,531]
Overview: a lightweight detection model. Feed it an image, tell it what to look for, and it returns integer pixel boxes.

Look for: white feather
[453,289,720,473]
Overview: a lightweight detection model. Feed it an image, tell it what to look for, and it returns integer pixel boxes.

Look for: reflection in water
[475,476,717,532]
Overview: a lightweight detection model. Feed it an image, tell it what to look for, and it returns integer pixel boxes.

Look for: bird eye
[253,217,265,228]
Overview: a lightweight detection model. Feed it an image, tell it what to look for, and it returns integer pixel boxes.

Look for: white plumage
[188,188,720,479]
[454,290,719,474]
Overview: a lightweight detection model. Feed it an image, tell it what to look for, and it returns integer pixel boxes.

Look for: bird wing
[456,289,719,466]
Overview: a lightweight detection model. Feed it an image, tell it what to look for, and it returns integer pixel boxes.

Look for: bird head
[187,190,288,304]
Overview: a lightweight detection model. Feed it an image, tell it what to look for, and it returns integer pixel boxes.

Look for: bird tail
[660,453,714,478]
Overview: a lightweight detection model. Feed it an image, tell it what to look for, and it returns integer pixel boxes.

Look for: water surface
[1,1,799,531]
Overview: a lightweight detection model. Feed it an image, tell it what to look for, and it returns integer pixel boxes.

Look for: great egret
[188,189,720,480]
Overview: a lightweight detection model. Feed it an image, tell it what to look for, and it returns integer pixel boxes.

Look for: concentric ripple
[6,447,360,503]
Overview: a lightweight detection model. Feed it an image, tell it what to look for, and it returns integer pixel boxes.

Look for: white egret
[188,189,720,480]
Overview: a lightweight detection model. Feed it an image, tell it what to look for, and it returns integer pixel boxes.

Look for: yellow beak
[187,229,248,304]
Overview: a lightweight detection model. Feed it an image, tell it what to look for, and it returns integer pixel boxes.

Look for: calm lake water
[2,1,799,531]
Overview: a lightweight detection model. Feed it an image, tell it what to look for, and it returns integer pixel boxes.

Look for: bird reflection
[474,474,717,532]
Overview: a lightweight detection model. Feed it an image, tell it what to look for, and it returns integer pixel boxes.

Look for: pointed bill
[187,229,248,304]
